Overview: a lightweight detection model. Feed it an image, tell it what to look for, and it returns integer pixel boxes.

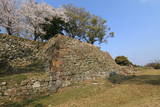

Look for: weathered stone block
[32,81,41,88]
[4,88,16,96]
[0,82,7,86]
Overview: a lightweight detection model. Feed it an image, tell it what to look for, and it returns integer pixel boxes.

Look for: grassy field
[2,69,160,107]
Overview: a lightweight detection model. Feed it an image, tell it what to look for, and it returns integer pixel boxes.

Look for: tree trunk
[34,35,38,41]
[6,27,12,35]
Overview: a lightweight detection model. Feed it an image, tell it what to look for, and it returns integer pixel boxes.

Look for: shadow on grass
[0,60,45,77]
[108,74,160,85]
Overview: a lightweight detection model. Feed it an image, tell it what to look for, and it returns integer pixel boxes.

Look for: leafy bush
[145,61,160,69]
[115,56,132,66]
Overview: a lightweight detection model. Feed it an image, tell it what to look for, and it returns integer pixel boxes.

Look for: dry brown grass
[17,69,160,107]
[2,69,160,107]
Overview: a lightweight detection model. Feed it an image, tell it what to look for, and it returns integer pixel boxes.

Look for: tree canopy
[63,4,114,44]
[0,1,114,44]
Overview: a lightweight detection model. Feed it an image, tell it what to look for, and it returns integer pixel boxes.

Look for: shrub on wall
[115,56,132,66]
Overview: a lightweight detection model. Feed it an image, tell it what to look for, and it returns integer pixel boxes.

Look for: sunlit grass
[2,69,160,107]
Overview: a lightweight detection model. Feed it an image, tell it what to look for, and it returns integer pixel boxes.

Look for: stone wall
[40,35,124,91]
[0,75,53,98]
[0,34,44,67]
[0,34,136,99]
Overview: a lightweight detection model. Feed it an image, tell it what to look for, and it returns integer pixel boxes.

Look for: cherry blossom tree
[20,0,68,40]
[0,0,22,35]
[0,0,68,40]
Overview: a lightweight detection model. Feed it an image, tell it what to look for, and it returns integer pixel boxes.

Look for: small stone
[49,80,62,92]
[62,81,71,87]
[32,81,41,88]
[92,83,98,85]
[1,82,7,86]
[4,88,16,96]
[31,79,35,82]
[20,81,27,86]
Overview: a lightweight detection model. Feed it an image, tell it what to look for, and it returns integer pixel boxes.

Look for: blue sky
[39,0,160,65]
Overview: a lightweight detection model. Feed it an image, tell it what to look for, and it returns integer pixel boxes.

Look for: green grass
[28,81,113,107]
[2,69,160,107]
[0,72,47,86]
[0,74,27,84]
[0,60,46,85]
